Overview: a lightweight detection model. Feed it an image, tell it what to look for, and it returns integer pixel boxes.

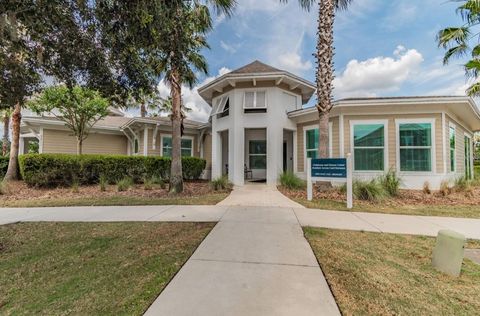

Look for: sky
[157,0,475,123]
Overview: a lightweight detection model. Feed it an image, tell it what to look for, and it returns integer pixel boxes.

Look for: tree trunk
[4,103,21,181]
[77,138,83,155]
[315,0,335,158]
[169,69,184,193]
[140,103,146,117]
[2,112,10,156]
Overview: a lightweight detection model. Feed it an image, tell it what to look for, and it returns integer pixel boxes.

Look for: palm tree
[150,97,192,136]
[281,0,352,158]
[437,0,480,96]
[159,0,235,193]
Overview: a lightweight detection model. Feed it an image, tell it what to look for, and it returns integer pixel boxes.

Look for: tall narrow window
[134,139,139,154]
[353,124,385,171]
[249,140,267,169]
[162,136,193,157]
[465,135,472,179]
[399,123,432,172]
[450,126,456,172]
[305,129,319,159]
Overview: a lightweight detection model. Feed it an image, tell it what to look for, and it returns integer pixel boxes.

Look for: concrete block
[432,229,466,277]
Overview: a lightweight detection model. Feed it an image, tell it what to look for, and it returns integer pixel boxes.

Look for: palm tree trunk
[4,103,22,181]
[169,69,184,193]
[316,0,335,158]
[3,112,10,156]
[140,103,146,117]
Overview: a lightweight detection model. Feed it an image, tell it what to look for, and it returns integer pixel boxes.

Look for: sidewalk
[217,184,304,208]
[144,206,340,316]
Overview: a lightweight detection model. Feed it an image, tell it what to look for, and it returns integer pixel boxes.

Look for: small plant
[210,176,232,191]
[152,176,166,189]
[71,178,80,193]
[99,174,107,192]
[454,176,471,192]
[143,178,154,191]
[439,180,451,197]
[353,179,387,201]
[379,169,401,196]
[279,171,306,190]
[117,177,133,192]
[0,181,11,195]
[423,181,431,195]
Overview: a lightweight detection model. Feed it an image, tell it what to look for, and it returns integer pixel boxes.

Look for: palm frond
[443,44,469,64]
[205,0,237,17]
[456,0,480,24]
[437,27,470,48]
[335,0,353,11]
[279,0,315,11]
[464,59,480,77]
[466,81,480,96]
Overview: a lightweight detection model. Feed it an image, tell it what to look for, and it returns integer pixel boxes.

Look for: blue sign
[311,158,347,179]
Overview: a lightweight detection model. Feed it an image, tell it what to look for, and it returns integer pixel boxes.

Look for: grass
[475,165,479,179]
[295,198,480,218]
[0,193,229,208]
[304,227,480,315]
[0,222,214,315]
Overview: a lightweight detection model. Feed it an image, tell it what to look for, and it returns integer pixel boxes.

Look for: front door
[465,135,472,179]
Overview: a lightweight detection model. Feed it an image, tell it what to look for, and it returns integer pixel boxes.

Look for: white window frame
[243,90,267,109]
[303,123,333,170]
[350,119,389,173]
[395,118,436,175]
[248,140,267,170]
[464,132,474,180]
[160,134,194,157]
[449,122,456,173]
[210,95,229,116]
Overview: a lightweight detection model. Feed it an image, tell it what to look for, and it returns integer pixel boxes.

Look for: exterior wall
[446,113,474,180]
[136,127,200,158]
[42,129,128,155]
[203,133,213,171]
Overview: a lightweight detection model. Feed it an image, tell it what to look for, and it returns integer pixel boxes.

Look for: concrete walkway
[217,184,304,208]
[144,206,340,316]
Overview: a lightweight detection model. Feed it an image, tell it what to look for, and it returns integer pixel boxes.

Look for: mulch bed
[0,180,219,202]
[279,184,480,207]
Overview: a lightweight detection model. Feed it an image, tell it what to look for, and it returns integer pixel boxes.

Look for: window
[399,122,432,172]
[161,136,193,157]
[450,126,456,172]
[305,129,319,159]
[353,124,385,171]
[244,91,267,109]
[249,140,267,169]
[134,138,139,154]
[465,135,472,179]
[210,96,229,117]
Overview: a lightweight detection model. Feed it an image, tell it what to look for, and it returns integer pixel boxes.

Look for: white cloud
[333,46,424,98]
[156,68,232,122]
[276,52,312,74]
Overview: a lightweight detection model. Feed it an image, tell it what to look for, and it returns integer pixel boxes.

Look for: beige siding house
[21,61,480,189]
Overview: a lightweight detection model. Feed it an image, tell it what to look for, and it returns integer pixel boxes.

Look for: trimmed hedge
[19,154,206,187]
[0,156,8,178]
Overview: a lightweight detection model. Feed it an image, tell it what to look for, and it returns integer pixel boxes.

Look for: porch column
[211,130,223,180]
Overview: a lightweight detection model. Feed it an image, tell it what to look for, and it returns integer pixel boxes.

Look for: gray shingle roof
[230,60,283,75]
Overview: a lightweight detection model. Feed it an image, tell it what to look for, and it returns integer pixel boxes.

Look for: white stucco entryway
[216,184,305,208]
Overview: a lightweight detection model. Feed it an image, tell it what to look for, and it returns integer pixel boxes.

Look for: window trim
[395,118,436,175]
[350,120,389,173]
[210,95,230,116]
[449,123,456,173]
[243,90,267,109]
[160,134,194,157]
[248,140,267,170]
[303,123,333,171]
[464,132,474,180]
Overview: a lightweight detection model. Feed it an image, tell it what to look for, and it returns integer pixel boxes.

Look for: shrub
[423,181,431,195]
[439,180,451,196]
[353,179,387,201]
[379,169,401,196]
[71,177,80,193]
[454,176,471,192]
[0,156,8,178]
[117,177,133,192]
[279,171,305,190]
[99,174,107,192]
[19,154,206,187]
[0,180,11,195]
[143,177,154,191]
[210,176,232,191]
[152,176,166,189]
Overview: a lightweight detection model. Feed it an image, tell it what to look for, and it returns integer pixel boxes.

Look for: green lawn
[294,198,480,218]
[305,228,480,315]
[0,193,229,208]
[0,222,214,315]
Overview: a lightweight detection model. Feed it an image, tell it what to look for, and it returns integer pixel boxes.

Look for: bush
[19,154,207,187]
[117,177,133,192]
[454,176,471,192]
[279,171,305,190]
[353,179,387,201]
[210,176,232,191]
[0,156,9,178]
[379,169,401,196]
[440,180,451,196]
[99,174,107,192]
[143,177,154,191]
[423,181,431,195]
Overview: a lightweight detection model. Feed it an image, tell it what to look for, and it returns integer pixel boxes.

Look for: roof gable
[230,60,282,75]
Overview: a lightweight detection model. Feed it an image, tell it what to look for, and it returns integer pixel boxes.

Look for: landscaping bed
[280,185,480,218]
[0,180,229,207]
[0,222,214,315]
[304,228,480,315]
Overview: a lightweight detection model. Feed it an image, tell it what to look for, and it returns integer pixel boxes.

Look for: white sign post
[307,153,353,209]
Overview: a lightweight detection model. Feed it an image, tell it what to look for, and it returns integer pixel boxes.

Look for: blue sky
[168,0,475,122]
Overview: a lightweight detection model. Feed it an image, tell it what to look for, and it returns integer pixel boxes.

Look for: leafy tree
[1,109,11,156]
[28,86,110,154]
[438,0,480,96]
[281,0,352,158]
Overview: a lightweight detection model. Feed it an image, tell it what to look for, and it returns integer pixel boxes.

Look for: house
[20,60,480,189]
